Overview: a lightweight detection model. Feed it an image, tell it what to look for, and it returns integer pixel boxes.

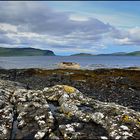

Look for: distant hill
[98,51,140,56]
[0,47,55,56]
[126,51,140,56]
[71,53,94,56]
[98,52,127,56]
[70,51,140,56]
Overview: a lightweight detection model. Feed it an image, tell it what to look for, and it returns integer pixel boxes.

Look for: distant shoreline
[0,47,140,56]
[0,56,140,70]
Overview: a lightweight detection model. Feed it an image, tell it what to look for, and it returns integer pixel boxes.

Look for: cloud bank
[0,2,139,54]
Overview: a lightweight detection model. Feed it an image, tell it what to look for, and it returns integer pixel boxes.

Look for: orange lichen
[137,121,140,125]
[63,85,75,94]
[122,115,131,122]
[67,112,73,118]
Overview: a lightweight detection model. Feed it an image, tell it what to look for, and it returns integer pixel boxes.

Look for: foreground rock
[58,62,80,69]
[0,79,140,139]
[1,68,139,111]
[0,80,25,139]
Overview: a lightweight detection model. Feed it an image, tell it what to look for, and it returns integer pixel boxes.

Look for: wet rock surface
[0,80,25,139]
[0,68,140,111]
[0,79,140,139]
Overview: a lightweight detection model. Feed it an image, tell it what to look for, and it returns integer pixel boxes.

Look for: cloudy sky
[0,1,140,55]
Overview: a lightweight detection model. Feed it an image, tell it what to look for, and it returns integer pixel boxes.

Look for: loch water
[0,56,140,69]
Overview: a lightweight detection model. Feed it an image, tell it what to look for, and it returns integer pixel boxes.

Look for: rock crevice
[0,80,140,139]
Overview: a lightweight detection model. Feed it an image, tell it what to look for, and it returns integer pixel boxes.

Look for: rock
[0,80,25,139]
[91,112,104,124]
[34,131,46,139]
[0,79,140,139]
[1,68,140,112]
[101,136,108,139]
[49,132,60,139]
[120,125,130,131]
[13,89,54,139]
[58,62,80,69]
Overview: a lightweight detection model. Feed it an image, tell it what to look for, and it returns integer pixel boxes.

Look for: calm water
[0,56,140,69]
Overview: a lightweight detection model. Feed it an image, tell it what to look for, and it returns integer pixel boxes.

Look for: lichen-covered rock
[0,104,13,139]
[43,85,140,139]
[12,89,54,139]
[63,85,76,93]
[0,80,25,139]
[0,79,140,139]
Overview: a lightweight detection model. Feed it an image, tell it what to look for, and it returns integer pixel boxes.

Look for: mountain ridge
[71,51,140,56]
[0,47,55,56]
[0,47,140,56]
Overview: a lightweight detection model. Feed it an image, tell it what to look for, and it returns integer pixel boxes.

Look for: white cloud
[0,1,139,54]
[0,23,18,33]
[112,27,140,46]
[114,38,131,45]
[69,14,89,21]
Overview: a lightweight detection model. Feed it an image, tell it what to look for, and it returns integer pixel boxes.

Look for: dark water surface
[0,56,140,69]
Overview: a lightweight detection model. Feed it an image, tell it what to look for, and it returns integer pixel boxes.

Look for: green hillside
[126,51,140,56]
[98,51,140,56]
[71,51,140,56]
[0,47,55,56]
[71,53,94,56]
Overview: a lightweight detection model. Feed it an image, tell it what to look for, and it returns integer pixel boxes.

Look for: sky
[0,1,140,55]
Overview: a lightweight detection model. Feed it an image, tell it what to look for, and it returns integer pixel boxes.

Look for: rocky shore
[0,68,140,139]
[0,68,140,111]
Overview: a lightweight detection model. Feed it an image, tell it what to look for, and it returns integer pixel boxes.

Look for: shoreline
[0,67,140,111]
[0,66,140,70]
[0,68,140,139]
